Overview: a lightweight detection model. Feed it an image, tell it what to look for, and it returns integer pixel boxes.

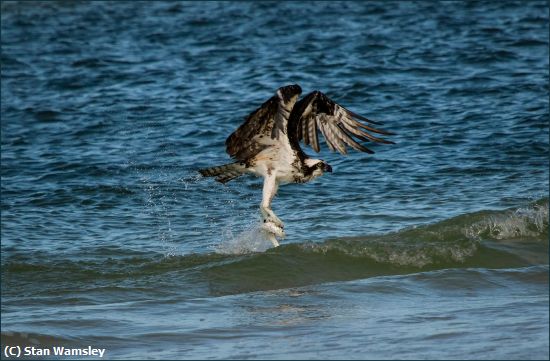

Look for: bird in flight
[199,84,394,246]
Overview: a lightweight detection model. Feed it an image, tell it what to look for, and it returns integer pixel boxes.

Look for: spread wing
[225,94,290,161]
[290,91,394,154]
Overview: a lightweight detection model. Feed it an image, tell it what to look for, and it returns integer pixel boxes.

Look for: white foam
[465,201,549,241]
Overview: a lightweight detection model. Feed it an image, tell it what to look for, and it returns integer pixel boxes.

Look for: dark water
[1,1,549,359]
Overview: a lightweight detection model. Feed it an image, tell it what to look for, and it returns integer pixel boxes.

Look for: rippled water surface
[1,1,549,359]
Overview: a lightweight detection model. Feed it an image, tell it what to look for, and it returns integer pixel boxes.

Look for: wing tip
[348,110,383,125]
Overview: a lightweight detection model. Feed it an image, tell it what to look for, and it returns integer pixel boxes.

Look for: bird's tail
[198,162,246,184]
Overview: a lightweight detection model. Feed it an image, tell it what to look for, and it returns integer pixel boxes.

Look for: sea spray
[216,222,276,254]
[464,199,549,241]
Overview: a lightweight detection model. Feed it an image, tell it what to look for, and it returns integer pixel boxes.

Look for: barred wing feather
[293,91,394,154]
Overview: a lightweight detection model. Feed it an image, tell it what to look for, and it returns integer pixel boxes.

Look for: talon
[260,206,285,240]
[260,206,283,227]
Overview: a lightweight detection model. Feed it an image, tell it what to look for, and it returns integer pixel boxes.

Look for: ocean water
[1,1,548,359]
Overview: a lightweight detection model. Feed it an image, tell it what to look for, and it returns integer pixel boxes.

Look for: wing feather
[317,117,336,152]
[308,116,320,152]
[289,91,394,155]
[337,124,374,153]
[302,113,310,145]
[225,85,303,162]
[225,96,278,160]
[323,117,347,154]
[339,115,394,144]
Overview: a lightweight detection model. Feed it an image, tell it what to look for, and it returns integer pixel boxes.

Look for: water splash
[216,222,277,254]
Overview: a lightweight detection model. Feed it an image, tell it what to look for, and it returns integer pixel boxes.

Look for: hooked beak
[323,163,333,173]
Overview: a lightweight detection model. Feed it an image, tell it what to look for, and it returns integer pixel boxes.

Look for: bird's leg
[260,171,285,238]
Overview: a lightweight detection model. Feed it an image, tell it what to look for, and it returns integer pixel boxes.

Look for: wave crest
[464,199,548,241]
[298,239,479,268]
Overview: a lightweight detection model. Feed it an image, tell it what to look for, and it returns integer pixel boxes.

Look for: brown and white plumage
[199,84,394,246]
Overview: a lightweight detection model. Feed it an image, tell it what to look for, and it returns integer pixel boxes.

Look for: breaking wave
[3,199,548,296]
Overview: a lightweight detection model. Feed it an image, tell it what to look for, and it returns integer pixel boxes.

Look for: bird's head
[304,158,332,180]
[277,84,302,104]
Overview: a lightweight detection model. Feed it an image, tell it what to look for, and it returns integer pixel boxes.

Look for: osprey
[199,84,394,246]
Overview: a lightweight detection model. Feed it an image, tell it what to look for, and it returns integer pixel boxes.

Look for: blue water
[1,1,549,359]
